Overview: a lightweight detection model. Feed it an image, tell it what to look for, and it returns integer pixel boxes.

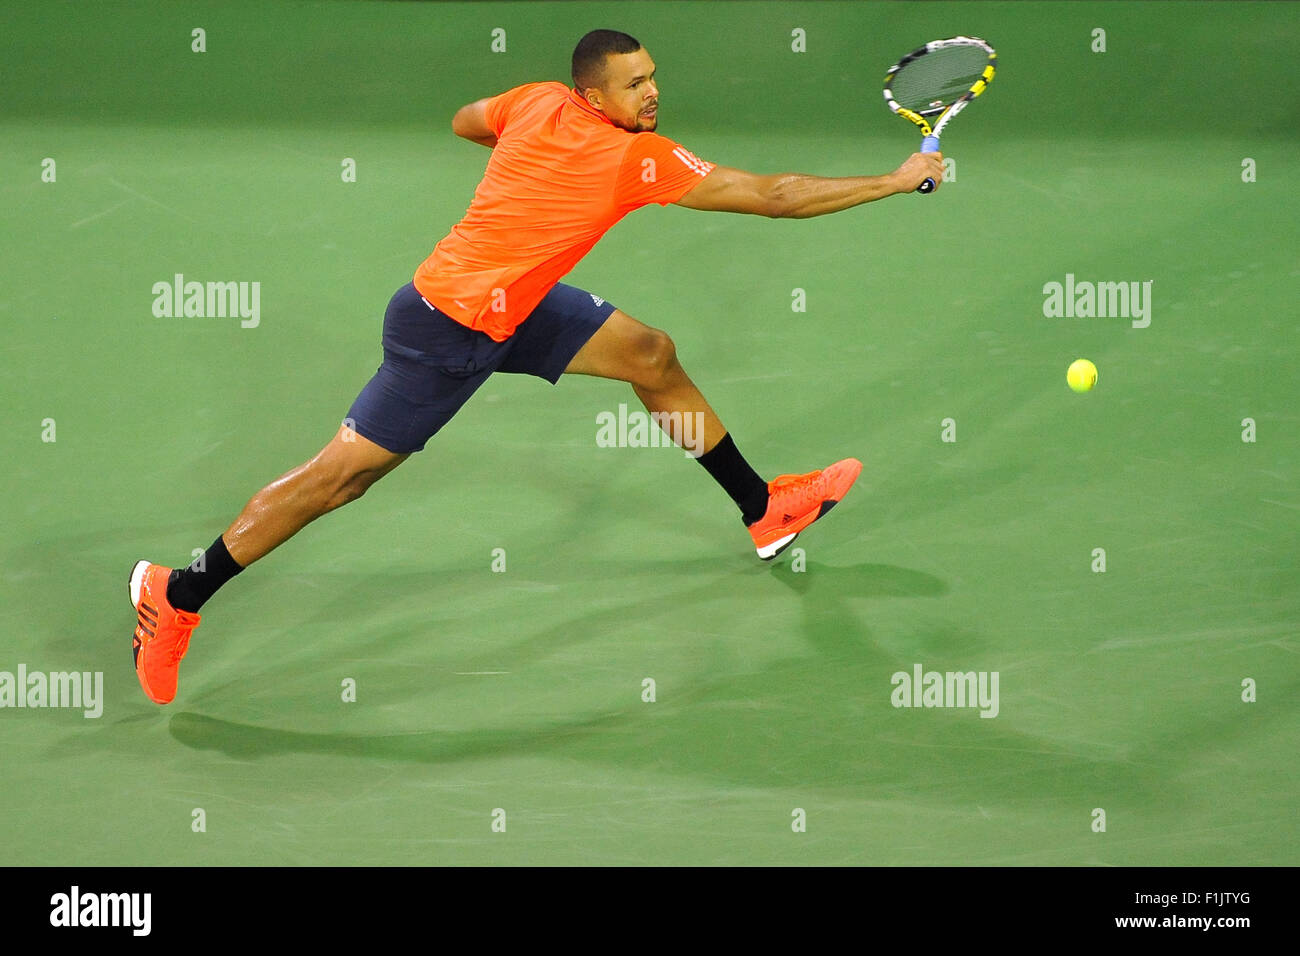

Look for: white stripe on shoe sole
[756,532,796,560]
[129,559,150,608]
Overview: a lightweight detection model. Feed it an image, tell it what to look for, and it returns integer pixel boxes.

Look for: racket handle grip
[918,135,940,194]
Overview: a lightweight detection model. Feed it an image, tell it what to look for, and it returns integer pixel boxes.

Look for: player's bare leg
[130,425,406,703]
[564,309,726,453]
[564,309,861,559]
[222,424,410,568]
[129,424,408,703]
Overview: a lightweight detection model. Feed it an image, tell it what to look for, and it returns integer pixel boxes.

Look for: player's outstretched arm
[452,98,498,148]
[674,152,944,218]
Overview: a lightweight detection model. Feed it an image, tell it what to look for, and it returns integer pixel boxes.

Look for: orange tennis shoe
[747,458,863,560]
[129,560,201,705]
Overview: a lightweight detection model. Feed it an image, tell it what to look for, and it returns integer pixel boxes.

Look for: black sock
[696,432,769,525]
[166,534,244,613]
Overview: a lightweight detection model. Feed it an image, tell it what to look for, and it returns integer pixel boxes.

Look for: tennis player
[130,30,944,704]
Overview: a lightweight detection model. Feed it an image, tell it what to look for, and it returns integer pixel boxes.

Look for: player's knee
[634,326,680,390]
[304,454,377,513]
[324,470,378,511]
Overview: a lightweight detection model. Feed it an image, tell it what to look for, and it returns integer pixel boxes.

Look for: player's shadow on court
[156,556,1189,816]
[167,709,590,763]
[768,560,946,598]
[166,560,950,766]
[763,560,948,659]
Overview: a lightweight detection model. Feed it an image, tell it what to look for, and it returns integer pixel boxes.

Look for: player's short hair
[572,30,642,92]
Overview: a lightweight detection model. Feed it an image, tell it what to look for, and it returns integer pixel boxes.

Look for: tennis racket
[883,36,996,194]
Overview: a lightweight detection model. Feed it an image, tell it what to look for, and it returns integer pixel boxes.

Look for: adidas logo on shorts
[590,294,605,307]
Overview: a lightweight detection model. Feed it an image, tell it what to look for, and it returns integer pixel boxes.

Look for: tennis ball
[1067,358,1098,393]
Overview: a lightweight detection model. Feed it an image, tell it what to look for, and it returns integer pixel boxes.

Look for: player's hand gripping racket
[883,36,996,193]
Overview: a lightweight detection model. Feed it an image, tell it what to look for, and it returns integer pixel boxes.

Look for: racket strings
[890,47,990,112]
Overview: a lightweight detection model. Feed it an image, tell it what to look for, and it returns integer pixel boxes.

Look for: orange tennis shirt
[413,82,716,341]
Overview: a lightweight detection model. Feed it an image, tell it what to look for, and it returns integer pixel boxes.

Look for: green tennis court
[2,0,1296,866]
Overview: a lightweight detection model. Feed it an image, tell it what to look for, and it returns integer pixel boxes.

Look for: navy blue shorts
[346,282,617,453]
